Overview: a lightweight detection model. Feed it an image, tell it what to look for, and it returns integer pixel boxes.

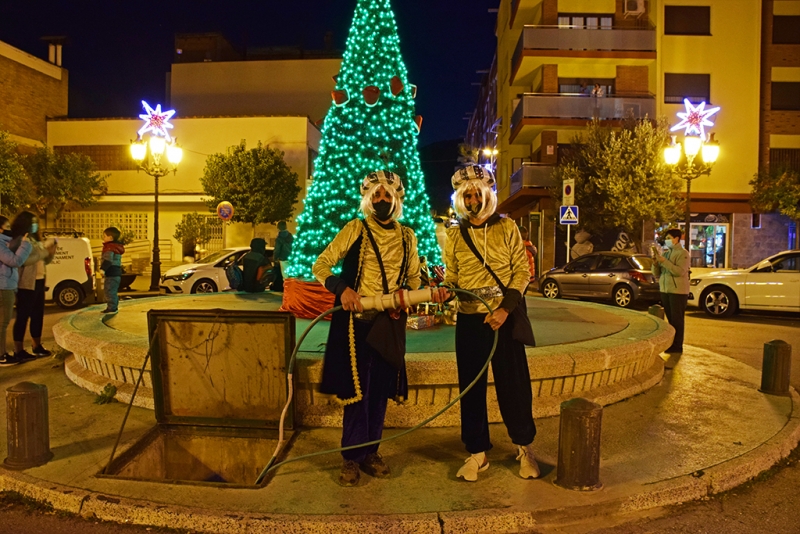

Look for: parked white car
[159,247,274,294]
[688,250,800,317]
[45,237,95,308]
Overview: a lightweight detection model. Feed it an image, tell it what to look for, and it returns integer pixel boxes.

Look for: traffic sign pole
[567,225,571,261]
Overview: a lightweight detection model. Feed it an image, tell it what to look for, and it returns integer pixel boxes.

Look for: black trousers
[455,312,536,454]
[14,279,46,342]
[661,292,688,351]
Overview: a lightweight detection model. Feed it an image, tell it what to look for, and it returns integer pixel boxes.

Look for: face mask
[467,202,483,217]
[31,223,38,234]
[372,200,394,220]
[2,230,11,238]
[664,239,674,249]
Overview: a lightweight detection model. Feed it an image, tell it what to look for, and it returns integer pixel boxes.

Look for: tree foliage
[0,131,33,214]
[174,212,212,246]
[552,118,682,240]
[24,144,108,221]
[750,166,800,221]
[200,141,301,227]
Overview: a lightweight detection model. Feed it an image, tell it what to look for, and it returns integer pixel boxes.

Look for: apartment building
[470,0,798,273]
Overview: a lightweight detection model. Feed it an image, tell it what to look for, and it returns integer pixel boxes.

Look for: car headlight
[690,279,701,286]
[166,269,195,281]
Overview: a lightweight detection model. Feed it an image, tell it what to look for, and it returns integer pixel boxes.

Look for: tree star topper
[670,98,720,140]
[138,101,176,141]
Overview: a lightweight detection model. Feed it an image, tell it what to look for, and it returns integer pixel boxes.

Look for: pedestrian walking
[652,228,690,353]
[444,165,540,482]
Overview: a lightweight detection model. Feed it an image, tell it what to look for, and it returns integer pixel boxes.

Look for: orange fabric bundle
[279,278,337,319]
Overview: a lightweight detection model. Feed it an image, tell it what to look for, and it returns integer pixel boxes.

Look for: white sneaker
[517,444,541,479]
[456,452,489,482]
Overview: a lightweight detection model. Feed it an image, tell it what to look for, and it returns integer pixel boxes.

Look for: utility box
[100,309,296,487]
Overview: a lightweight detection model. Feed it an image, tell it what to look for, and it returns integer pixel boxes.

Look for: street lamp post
[130,103,182,291]
[663,133,720,240]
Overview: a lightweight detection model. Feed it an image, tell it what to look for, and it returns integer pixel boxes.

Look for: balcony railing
[512,25,656,70]
[509,163,557,197]
[510,93,656,133]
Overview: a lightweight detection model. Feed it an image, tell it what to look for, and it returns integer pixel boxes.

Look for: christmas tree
[287,0,441,279]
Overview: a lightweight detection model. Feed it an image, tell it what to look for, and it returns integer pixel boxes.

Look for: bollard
[759,340,792,396]
[4,382,53,470]
[555,398,603,491]
[648,304,665,320]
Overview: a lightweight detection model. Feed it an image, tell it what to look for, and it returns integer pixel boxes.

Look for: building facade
[0,39,68,148]
[471,0,799,274]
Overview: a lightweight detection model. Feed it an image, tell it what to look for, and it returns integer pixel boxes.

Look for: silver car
[539,252,660,308]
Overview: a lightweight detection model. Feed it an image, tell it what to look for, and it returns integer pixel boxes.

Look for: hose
[254,288,499,485]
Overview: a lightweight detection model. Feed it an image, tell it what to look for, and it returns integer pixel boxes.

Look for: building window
[770,148,800,173]
[771,82,800,111]
[773,16,800,44]
[664,73,710,104]
[557,14,614,28]
[58,212,149,241]
[751,214,761,230]
[665,6,711,35]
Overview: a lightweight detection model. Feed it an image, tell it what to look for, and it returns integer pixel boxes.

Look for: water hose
[254,288,499,485]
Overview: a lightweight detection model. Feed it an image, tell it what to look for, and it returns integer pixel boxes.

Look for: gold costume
[313,217,421,296]
[444,217,529,314]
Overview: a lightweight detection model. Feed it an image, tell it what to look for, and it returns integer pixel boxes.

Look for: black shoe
[101,308,118,314]
[0,353,21,367]
[32,345,52,357]
[15,350,36,361]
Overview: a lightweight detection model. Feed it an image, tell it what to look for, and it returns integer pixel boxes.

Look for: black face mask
[373,200,394,221]
[467,203,484,217]
[2,230,12,238]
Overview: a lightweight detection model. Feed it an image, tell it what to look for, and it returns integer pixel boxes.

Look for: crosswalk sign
[560,205,579,225]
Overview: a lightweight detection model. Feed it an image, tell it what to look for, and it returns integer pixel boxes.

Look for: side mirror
[564,265,573,273]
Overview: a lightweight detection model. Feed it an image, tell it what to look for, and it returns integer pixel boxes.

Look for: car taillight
[629,270,648,283]
[84,258,92,277]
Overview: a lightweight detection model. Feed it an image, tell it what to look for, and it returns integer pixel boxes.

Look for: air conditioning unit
[624,0,645,17]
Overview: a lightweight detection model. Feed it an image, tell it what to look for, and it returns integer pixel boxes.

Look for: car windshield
[629,256,653,270]
[195,249,238,264]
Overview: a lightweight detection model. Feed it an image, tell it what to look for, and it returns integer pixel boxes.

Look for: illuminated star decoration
[670,98,721,140]
[137,101,176,141]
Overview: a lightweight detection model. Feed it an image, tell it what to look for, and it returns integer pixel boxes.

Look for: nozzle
[359,288,433,311]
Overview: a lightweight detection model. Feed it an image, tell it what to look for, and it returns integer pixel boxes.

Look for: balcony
[500,163,557,212]
[509,93,656,144]
[512,25,656,85]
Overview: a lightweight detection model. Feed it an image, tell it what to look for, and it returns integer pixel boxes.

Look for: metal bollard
[759,340,792,396]
[648,304,665,320]
[555,397,603,491]
[4,382,53,470]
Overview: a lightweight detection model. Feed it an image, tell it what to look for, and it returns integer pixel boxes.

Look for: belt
[458,285,503,302]
[353,309,381,322]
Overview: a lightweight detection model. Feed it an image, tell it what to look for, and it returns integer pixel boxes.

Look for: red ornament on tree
[363,85,381,106]
[331,89,349,106]
[414,115,423,134]
[390,76,404,96]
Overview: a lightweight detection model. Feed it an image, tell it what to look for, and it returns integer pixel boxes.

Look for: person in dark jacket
[241,238,271,293]
[270,221,293,291]
[100,227,125,314]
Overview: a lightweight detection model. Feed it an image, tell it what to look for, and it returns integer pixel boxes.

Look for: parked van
[44,237,95,308]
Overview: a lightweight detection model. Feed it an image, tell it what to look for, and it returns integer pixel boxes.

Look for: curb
[2,387,798,533]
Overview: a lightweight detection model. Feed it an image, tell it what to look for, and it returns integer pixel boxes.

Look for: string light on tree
[287,0,441,279]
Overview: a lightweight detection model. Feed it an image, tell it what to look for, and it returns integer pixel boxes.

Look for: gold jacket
[313,217,421,295]
[444,216,529,314]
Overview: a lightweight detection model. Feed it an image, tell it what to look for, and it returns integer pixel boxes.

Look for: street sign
[560,205,579,225]
[217,201,235,221]
[562,178,575,206]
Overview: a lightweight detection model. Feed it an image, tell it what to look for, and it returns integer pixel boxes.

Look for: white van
[44,237,95,308]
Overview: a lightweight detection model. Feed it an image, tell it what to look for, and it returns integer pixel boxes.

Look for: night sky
[0,0,497,146]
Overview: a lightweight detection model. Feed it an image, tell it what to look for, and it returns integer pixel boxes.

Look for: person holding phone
[652,228,690,353]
